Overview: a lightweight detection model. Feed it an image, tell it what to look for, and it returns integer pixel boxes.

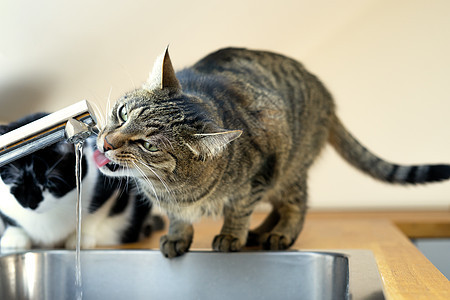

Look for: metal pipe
[0,100,98,167]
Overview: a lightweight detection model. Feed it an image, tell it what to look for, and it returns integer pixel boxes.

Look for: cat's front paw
[212,234,243,252]
[65,233,97,249]
[160,234,192,258]
[261,233,293,250]
[1,227,32,250]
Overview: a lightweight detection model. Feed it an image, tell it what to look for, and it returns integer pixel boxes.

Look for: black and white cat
[0,113,163,250]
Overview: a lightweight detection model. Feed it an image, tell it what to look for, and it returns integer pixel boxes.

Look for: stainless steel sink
[0,249,385,300]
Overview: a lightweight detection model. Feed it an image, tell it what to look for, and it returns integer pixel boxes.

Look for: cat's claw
[212,234,243,252]
[160,235,192,258]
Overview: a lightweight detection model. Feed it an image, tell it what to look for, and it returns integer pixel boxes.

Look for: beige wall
[1,0,449,209]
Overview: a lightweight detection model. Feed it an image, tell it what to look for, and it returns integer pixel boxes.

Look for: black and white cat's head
[0,113,85,212]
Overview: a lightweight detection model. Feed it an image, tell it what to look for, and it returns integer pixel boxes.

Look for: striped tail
[328,114,450,184]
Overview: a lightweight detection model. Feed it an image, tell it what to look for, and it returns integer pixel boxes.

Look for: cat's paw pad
[1,227,32,250]
[261,233,292,250]
[65,233,97,249]
[212,234,243,252]
[160,235,192,258]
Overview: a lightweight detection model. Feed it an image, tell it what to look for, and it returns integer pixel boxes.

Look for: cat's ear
[144,46,181,92]
[187,128,242,159]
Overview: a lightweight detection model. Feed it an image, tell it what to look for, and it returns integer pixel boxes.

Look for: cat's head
[96,48,242,186]
[0,113,80,211]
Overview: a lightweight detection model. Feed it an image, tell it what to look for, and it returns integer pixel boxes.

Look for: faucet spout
[0,100,98,167]
[65,118,93,144]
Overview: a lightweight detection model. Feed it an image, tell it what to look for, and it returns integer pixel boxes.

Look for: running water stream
[74,141,84,300]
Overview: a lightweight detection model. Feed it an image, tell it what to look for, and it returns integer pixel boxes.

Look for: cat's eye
[143,141,158,152]
[118,105,128,122]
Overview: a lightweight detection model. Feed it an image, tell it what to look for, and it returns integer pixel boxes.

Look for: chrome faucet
[0,100,98,167]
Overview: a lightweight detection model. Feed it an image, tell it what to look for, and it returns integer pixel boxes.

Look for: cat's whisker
[131,161,161,208]
[90,101,106,129]
[116,175,124,192]
[124,162,135,193]
[131,175,141,194]
[135,160,174,204]
[45,155,67,176]
[124,163,143,198]
[105,175,115,190]
[47,173,70,187]
[124,168,130,190]
[106,86,113,119]
[8,163,21,173]
[124,162,146,200]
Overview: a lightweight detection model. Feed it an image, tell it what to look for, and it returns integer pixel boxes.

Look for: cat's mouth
[105,162,121,172]
[93,150,122,172]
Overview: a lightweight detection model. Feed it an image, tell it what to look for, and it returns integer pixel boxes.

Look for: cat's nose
[103,136,114,152]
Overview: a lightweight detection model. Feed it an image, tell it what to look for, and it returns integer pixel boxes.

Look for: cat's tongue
[93,149,111,168]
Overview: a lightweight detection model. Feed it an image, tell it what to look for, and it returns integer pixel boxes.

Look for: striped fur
[97,47,450,257]
[328,114,450,184]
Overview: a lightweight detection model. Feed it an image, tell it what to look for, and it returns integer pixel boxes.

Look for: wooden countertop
[117,210,450,299]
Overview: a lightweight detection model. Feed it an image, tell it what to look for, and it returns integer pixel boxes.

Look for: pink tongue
[93,149,111,168]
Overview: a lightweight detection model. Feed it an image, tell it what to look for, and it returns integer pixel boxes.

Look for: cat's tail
[328,114,450,184]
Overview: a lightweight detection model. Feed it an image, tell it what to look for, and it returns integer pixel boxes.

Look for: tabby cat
[0,113,163,250]
[94,47,450,258]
